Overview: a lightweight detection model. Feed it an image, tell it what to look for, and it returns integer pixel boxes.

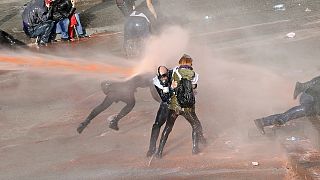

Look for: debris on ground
[273,4,286,11]
[286,32,296,38]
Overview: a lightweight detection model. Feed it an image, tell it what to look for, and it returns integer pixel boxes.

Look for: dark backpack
[176,77,195,108]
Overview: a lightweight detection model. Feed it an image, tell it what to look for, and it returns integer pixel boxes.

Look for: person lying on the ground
[77,73,161,134]
[0,29,25,48]
[254,76,320,135]
[22,0,55,46]
[146,66,173,157]
[155,54,206,158]
[52,0,87,41]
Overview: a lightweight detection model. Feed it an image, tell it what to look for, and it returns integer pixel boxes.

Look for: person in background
[22,0,55,46]
[52,0,87,41]
[254,76,320,134]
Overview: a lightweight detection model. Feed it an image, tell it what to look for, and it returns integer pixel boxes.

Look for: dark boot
[254,118,265,135]
[192,131,200,155]
[155,138,166,159]
[293,82,303,100]
[198,133,207,145]
[109,118,119,131]
[293,77,320,99]
[146,125,160,157]
[77,120,90,134]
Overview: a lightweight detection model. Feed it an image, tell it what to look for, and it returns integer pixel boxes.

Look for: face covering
[158,73,169,86]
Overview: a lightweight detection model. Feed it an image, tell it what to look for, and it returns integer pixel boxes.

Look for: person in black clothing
[22,0,55,46]
[146,66,172,157]
[254,76,320,134]
[77,73,161,134]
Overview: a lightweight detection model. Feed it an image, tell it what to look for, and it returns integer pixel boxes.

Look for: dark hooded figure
[254,76,320,134]
[77,73,160,134]
[22,0,55,46]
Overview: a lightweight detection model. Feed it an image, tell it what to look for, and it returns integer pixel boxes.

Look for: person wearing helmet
[155,54,206,158]
[146,66,173,157]
[254,75,320,135]
[22,0,55,46]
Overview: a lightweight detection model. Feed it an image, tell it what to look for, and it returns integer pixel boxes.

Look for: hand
[171,81,177,89]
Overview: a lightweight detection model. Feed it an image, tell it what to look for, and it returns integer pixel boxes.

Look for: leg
[31,20,54,44]
[156,109,178,158]
[189,109,206,145]
[147,102,169,157]
[254,105,309,135]
[77,96,113,133]
[109,99,135,130]
[74,13,84,36]
[56,19,70,40]
[182,111,202,155]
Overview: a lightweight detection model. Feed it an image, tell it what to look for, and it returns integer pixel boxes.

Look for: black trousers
[157,108,205,156]
[147,102,169,155]
[84,95,135,125]
[24,20,54,43]
[261,93,316,126]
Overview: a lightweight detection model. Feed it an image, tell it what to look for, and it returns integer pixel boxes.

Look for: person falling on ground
[77,73,160,134]
[254,75,320,134]
[22,0,55,46]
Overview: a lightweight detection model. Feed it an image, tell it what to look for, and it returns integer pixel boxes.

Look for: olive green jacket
[169,67,197,112]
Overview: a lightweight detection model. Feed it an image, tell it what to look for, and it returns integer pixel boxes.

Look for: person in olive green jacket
[155,54,206,158]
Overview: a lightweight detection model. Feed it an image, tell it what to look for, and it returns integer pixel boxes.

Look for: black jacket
[153,70,173,103]
[52,0,76,21]
[22,0,53,27]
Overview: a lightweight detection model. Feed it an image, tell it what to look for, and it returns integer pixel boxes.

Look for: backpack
[175,71,195,108]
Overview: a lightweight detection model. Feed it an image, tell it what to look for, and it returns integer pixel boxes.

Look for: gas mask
[158,73,169,87]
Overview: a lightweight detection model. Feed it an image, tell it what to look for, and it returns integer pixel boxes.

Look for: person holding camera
[22,0,55,46]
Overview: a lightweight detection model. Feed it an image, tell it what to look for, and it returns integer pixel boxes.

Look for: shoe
[254,118,265,135]
[192,147,200,155]
[199,136,207,145]
[77,122,88,134]
[155,151,162,159]
[293,82,302,100]
[61,38,70,42]
[146,148,156,157]
[109,120,119,131]
[78,34,90,38]
[38,40,47,47]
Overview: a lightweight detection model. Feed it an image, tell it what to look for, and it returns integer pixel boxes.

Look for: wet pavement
[1,0,320,179]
